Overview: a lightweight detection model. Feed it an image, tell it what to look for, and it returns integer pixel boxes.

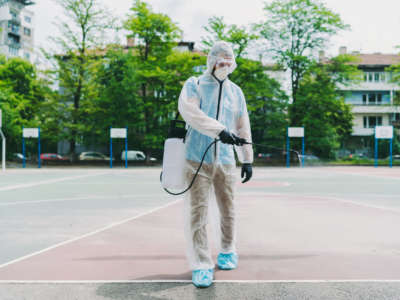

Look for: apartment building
[326,47,400,154]
[0,0,34,61]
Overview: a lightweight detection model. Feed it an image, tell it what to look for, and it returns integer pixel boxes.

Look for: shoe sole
[193,282,213,288]
[217,265,237,270]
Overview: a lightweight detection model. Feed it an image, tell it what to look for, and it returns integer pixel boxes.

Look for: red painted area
[1,193,400,280]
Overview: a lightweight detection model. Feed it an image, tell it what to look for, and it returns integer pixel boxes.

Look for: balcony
[352,128,374,136]
[352,105,400,114]
[338,81,400,91]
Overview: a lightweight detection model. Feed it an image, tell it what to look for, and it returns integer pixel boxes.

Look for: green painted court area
[0,166,400,299]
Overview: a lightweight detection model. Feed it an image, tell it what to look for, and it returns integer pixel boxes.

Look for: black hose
[160,140,218,196]
[160,139,301,196]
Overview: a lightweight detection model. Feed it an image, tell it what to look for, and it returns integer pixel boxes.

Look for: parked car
[12,153,30,162]
[299,154,320,162]
[79,152,114,161]
[121,150,157,162]
[40,153,70,163]
[257,153,272,160]
[386,154,400,160]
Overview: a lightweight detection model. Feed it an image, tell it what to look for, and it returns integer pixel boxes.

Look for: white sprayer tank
[161,138,186,190]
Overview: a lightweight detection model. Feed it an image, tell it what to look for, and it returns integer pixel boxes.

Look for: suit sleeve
[234,88,254,163]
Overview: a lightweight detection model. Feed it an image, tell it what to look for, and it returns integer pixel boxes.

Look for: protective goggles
[215,58,234,68]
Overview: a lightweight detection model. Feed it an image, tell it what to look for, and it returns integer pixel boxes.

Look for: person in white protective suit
[178,41,253,288]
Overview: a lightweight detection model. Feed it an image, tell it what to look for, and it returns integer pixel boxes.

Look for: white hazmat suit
[178,41,253,271]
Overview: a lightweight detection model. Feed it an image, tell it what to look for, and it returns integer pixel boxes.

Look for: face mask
[214,66,230,81]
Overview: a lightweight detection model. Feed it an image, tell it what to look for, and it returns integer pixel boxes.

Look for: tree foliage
[0,56,55,155]
[122,0,183,159]
[258,0,349,112]
[202,16,258,58]
[290,55,360,159]
[201,16,288,153]
[49,0,116,156]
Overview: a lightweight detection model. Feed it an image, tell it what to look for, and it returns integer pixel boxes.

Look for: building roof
[351,53,400,67]
[320,48,400,67]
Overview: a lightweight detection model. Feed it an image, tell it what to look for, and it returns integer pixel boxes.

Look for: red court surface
[1,189,400,281]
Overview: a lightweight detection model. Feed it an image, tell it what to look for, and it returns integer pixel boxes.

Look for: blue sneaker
[217,253,238,270]
[192,269,214,288]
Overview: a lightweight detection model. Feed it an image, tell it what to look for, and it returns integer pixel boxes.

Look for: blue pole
[22,126,25,168]
[374,137,378,168]
[302,136,305,167]
[38,127,41,168]
[286,128,290,168]
[110,127,113,169]
[125,126,128,169]
[390,138,393,168]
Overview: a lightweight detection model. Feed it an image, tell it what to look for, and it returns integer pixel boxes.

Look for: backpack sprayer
[160,119,302,196]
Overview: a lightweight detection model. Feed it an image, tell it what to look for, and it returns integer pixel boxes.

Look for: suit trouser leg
[184,161,214,270]
[213,164,236,254]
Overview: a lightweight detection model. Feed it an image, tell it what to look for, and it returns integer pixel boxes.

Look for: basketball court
[1,166,400,299]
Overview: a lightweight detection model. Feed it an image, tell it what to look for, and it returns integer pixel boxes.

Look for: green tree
[48,0,116,156]
[230,59,289,153]
[290,55,360,159]
[202,16,258,58]
[201,16,289,154]
[0,56,55,156]
[123,0,182,160]
[258,0,349,119]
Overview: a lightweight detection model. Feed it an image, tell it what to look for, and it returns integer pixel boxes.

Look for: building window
[363,72,387,82]
[8,34,19,45]
[8,46,19,56]
[24,16,31,23]
[368,93,376,104]
[362,93,384,105]
[364,116,383,128]
[10,10,17,19]
[24,27,31,36]
[369,117,377,128]
[24,52,30,59]
[362,94,367,104]
[8,21,19,34]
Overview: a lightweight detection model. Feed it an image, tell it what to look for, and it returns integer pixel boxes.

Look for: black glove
[219,130,236,145]
[241,163,252,183]
[219,130,246,146]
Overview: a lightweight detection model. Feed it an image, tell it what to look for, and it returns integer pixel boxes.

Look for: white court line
[0,197,182,270]
[0,194,162,206]
[1,280,400,283]
[0,172,110,192]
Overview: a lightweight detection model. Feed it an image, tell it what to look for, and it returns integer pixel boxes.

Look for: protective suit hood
[205,41,237,77]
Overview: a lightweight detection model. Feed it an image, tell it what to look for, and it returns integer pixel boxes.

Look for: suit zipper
[215,80,223,160]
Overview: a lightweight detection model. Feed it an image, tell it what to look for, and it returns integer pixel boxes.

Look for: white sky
[31,0,400,58]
